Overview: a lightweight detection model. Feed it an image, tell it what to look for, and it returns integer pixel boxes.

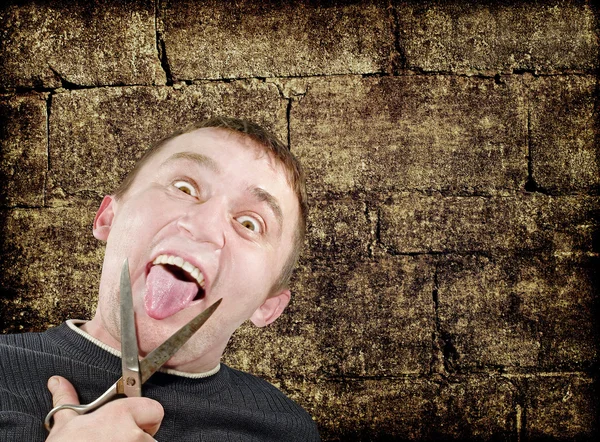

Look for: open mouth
[151,254,206,301]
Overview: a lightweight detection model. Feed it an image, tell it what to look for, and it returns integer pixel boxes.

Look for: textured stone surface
[379,194,599,254]
[526,375,598,440]
[529,75,599,193]
[304,198,375,264]
[286,377,439,441]
[162,0,392,80]
[283,375,518,441]
[395,0,598,74]
[291,75,527,197]
[436,255,598,371]
[225,257,435,377]
[0,94,47,207]
[0,1,598,440]
[432,375,518,440]
[0,206,103,333]
[0,0,165,88]
[48,82,287,202]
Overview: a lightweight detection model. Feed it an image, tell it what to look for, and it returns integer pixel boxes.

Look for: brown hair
[114,117,308,292]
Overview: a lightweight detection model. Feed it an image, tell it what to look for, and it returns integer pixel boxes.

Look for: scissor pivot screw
[126,377,137,386]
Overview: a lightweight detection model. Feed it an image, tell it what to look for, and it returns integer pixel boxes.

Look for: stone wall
[1,0,598,440]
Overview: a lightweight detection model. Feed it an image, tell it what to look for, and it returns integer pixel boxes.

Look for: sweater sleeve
[0,411,47,442]
[0,333,64,441]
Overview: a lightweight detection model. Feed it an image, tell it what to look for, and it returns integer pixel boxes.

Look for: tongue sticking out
[144,265,199,320]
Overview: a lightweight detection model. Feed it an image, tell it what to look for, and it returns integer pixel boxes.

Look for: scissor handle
[44,379,120,431]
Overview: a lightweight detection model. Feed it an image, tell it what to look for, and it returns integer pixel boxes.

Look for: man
[0,117,320,441]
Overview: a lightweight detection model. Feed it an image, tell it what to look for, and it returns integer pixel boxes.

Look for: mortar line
[154,0,159,54]
[387,0,406,74]
[375,207,381,244]
[44,93,52,207]
[430,263,444,374]
[524,107,536,192]
[2,204,45,211]
[2,71,595,95]
[364,202,374,259]
[323,372,429,381]
[187,70,598,81]
[286,98,292,150]
[516,403,523,442]
[518,378,529,442]
[520,403,528,442]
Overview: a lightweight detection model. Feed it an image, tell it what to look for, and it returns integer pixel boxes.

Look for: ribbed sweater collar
[44,323,232,397]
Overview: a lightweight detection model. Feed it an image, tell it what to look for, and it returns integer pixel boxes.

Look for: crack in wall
[155,0,173,85]
[270,80,307,152]
[47,65,95,90]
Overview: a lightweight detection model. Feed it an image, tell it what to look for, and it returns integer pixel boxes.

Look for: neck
[80,316,223,374]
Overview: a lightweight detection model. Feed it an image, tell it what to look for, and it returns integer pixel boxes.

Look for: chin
[138,324,222,370]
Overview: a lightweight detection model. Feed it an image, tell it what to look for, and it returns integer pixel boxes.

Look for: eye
[173,180,197,196]
[236,215,262,233]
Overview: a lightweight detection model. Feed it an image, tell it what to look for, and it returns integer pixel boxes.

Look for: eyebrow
[160,152,221,173]
[250,187,283,232]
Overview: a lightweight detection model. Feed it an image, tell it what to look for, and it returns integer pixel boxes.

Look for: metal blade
[139,298,222,383]
[120,258,141,397]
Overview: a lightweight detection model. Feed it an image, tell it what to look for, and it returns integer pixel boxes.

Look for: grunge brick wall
[1,0,598,440]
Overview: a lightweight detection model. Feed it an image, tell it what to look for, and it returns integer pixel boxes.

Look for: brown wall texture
[1,0,599,440]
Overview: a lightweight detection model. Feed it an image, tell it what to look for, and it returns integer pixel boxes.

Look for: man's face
[89,128,299,371]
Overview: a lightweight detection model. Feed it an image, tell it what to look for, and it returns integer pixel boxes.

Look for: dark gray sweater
[0,323,320,441]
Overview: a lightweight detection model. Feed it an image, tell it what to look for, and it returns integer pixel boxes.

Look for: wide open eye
[173,180,197,196]
[236,215,262,233]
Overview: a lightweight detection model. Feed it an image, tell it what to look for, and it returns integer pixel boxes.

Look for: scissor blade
[139,298,222,383]
[120,258,141,396]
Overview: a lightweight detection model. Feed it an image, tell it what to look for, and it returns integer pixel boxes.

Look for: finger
[48,376,80,407]
[129,398,164,436]
[102,397,164,437]
[47,376,81,426]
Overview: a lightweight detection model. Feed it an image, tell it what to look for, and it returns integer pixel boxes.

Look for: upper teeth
[152,254,205,287]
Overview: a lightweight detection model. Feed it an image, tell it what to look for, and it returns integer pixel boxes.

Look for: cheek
[223,246,281,301]
[110,199,170,255]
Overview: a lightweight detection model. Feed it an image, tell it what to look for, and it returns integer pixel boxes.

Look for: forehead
[150,128,277,172]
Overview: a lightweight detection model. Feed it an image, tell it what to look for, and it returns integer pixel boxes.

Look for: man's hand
[46,376,164,441]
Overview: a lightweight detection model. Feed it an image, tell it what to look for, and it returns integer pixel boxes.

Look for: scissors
[45,258,222,431]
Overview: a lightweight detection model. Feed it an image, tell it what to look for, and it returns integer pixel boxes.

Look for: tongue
[144,265,198,320]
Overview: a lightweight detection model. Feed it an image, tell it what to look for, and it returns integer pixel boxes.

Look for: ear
[93,195,116,241]
[249,290,291,328]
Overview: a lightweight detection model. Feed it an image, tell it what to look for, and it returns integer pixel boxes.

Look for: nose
[176,197,227,248]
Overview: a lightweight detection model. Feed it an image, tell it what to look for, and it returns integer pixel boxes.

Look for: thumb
[47,376,80,427]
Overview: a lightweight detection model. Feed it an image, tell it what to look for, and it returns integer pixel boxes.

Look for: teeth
[152,254,205,288]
